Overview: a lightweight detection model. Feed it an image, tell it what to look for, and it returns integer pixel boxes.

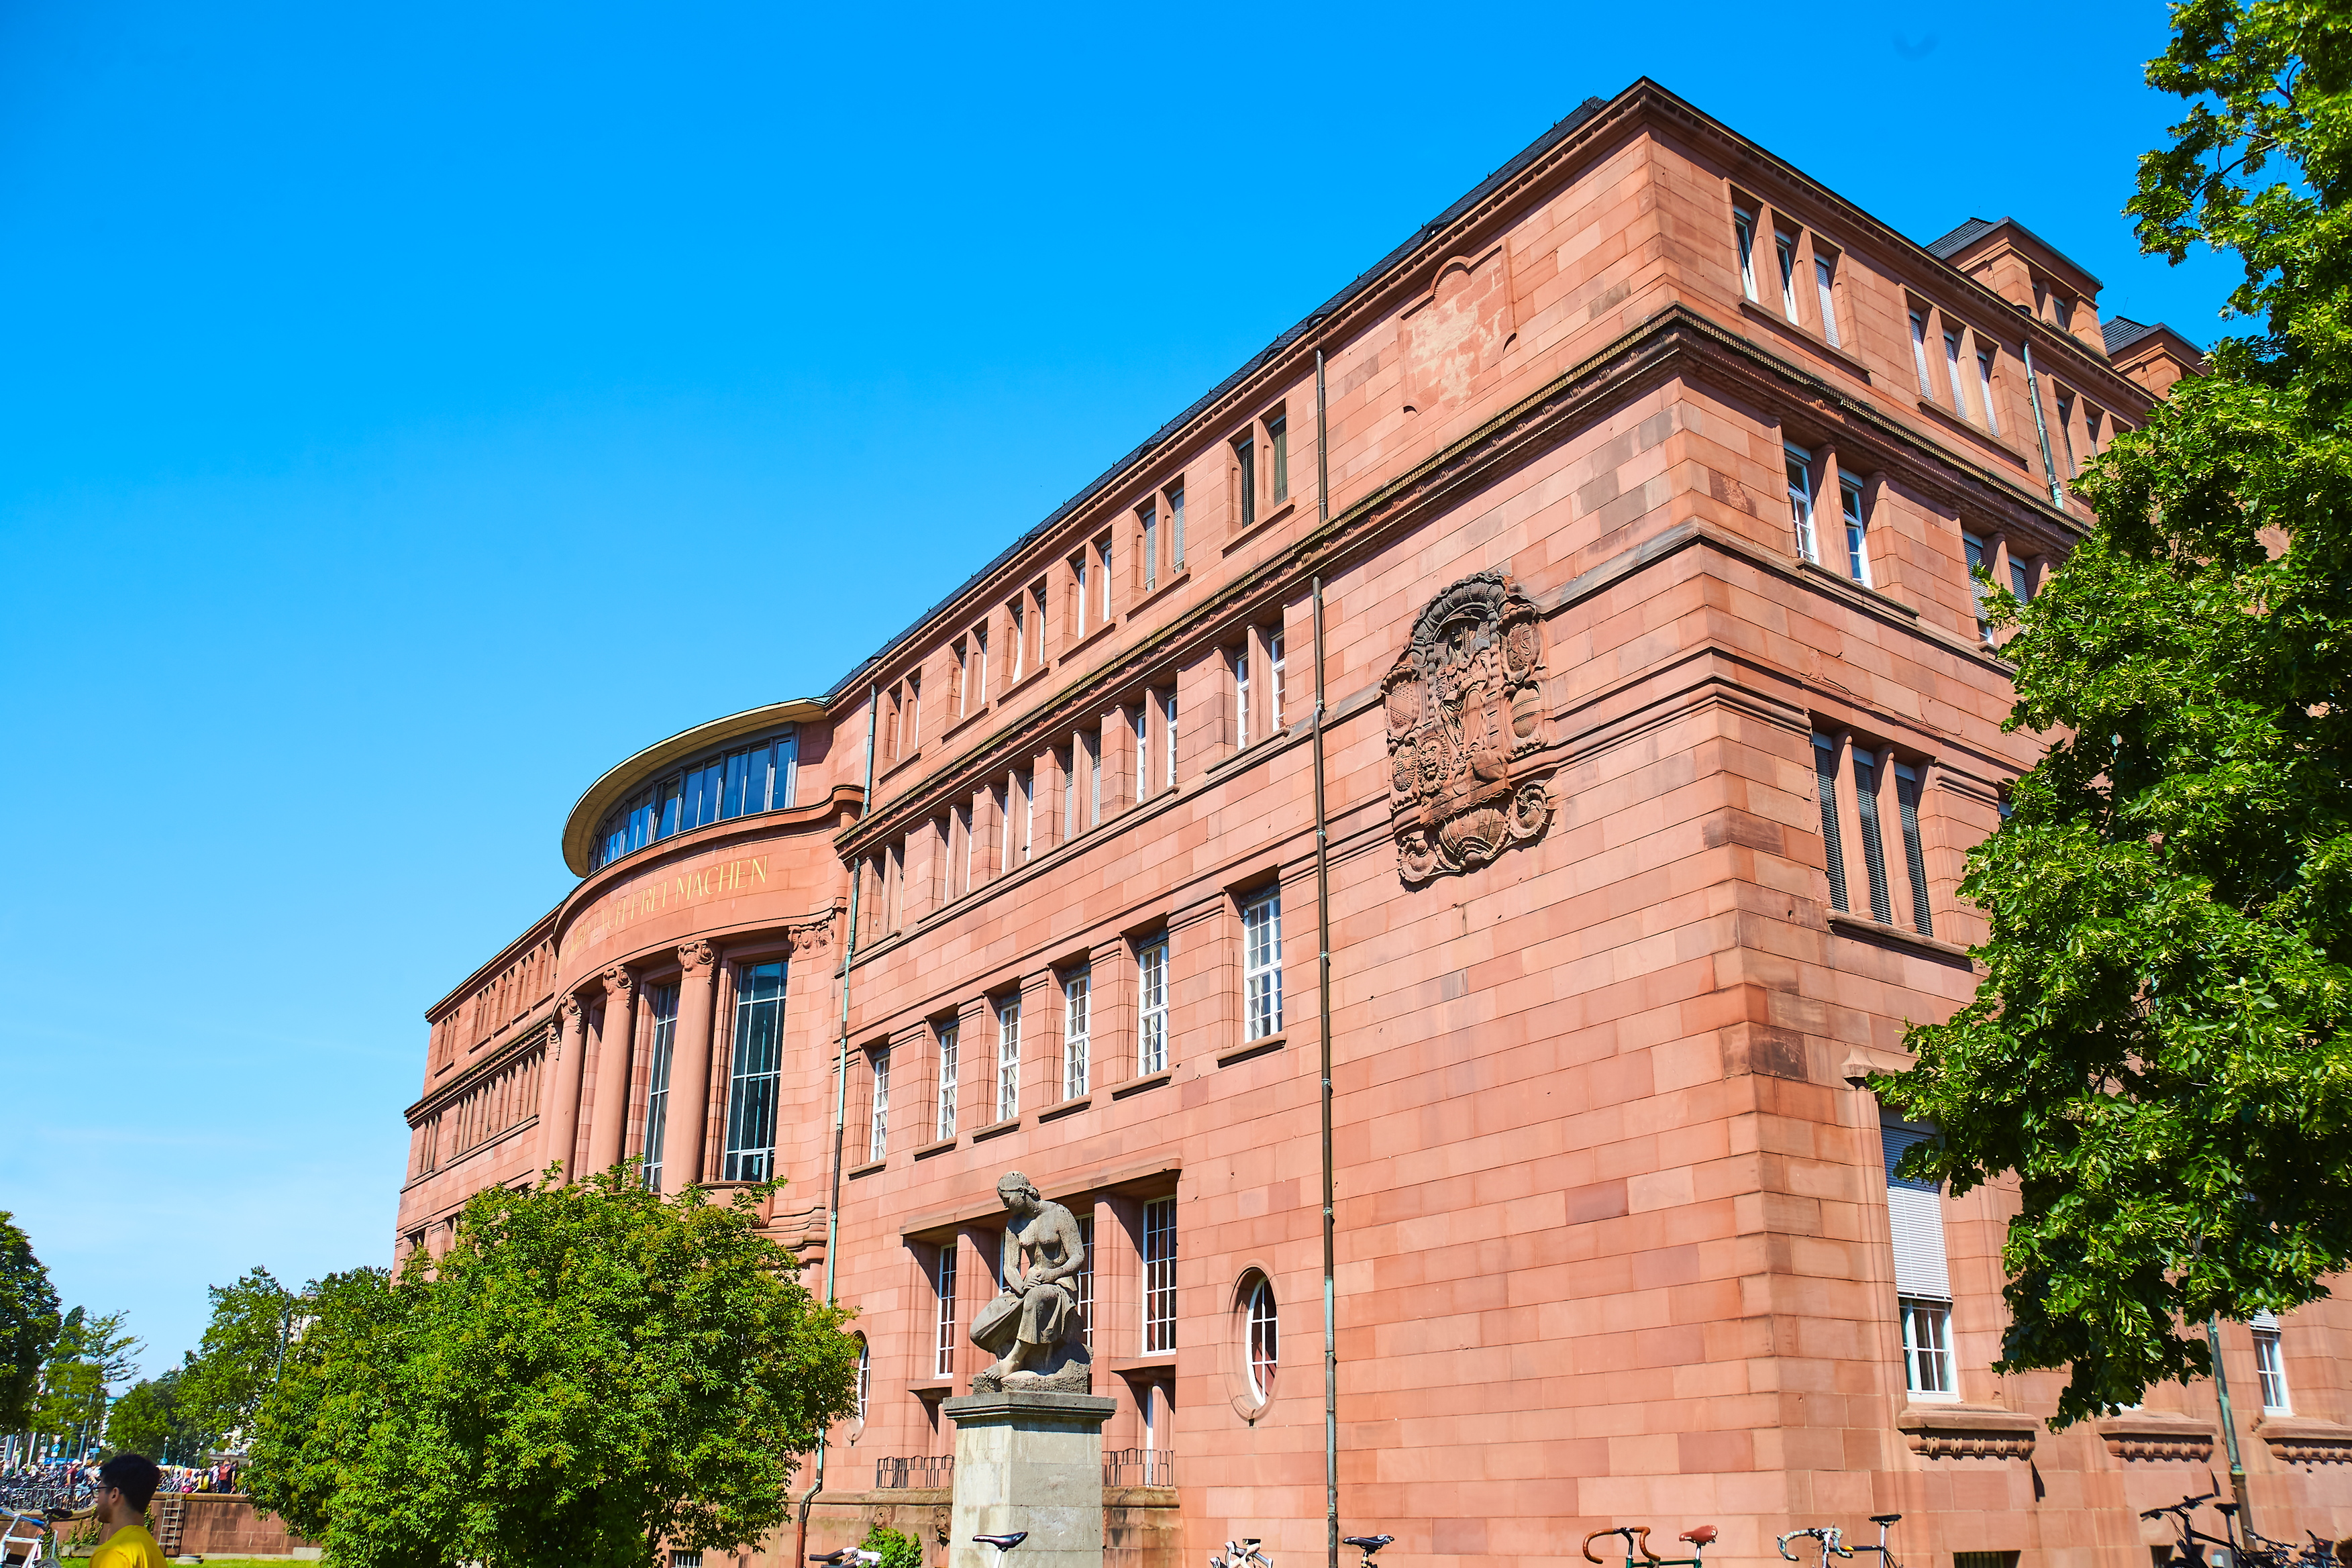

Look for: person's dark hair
[97,1453,160,1512]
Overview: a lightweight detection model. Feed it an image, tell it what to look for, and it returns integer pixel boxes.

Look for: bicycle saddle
[1870,1517,1902,1528]
[974,1534,1030,1552]
[809,1553,882,1567]
[1343,1539,1396,1555]
[1683,1528,1719,1547]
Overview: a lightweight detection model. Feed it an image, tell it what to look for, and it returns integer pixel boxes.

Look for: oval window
[1244,1275,1278,1401]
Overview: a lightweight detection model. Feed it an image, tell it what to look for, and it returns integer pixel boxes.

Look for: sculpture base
[944,1390,1117,1568]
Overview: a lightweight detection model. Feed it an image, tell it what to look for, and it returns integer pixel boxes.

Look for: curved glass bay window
[723,960,786,1181]
[593,728,800,871]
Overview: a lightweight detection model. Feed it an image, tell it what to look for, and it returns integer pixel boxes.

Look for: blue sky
[0,0,2237,1379]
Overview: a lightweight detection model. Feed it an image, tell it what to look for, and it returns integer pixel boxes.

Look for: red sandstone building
[395,80,2350,1568]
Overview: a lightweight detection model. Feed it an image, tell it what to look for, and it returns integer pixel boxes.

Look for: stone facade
[395,79,2347,1568]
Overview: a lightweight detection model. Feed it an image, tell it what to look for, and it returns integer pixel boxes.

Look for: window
[2055,388,2080,476]
[855,1336,870,1420]
[1009,596,1027,683]
[1815,735,1933,935]
[1840,477,1870,586]
[1908,309,1934,395]
[1893,762,1934,937]
[1814,253,1842,347]
[1082,727,1101,826]
[1170,480,1186,570]
[1143,1196,1178,1353]
[2253,1314,2290,1413]
[1016,768,1034,861]
[1852,747,1894,924]
[958,803,973,897]
[1963,531,1992,640]
[2010,558,2033,603]
[1062,970,1091,1100]
[868,1048,890,1163]
[1976,349,2001,435]
[1073,550,1090,637]
[1235,646,1251,748]
[1812,735,1849,913]
[1775,227,1801,321]
[1135,705,1150,802]
[934,1245,959,1379]
[1163,690,1178,789]
[973,623,989,704]
[640,982,680,1190]
[1076,1215,1095,1349]
[1137,938,1169,1074]
[956,638,972,718]
[1030,584,1047,668]
[1060,744,1078,843]
[2051,293,2074,331]
[1243,888,1283,1040]
[908,672,921,749]
[591,729,800,870]
[1245,1275,1278,1401]
[1269,629,1286,731]
[1235,433,1257,527]
[1141,501,1159,592]
[1096,534,1113,625]
[2084,406,2105,456]
[1733,204,1759,301]
[995,997,1021,1122]
[1268,413,1289,504]
[935,1022,959,1141]
[724,960,787,1182]
[1786,444,1819,564]
[1883,1115,1956,1398]
[1943,330,1971,419]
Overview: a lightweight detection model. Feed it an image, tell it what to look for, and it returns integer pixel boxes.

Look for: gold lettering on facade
[558,855,770,962]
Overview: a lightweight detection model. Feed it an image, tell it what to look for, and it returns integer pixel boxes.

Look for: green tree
[1881,0,2352,1426]
[0,1212,60,1433]
[106,1365,213,1464]
[248,1169,860,1568]
[32,1308,143,1456]
[180,1267,301,1446]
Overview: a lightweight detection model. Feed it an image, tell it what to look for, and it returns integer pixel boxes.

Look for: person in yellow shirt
[83,1454,166,1568]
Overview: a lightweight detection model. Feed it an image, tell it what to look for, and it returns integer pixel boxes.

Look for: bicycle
[1778,1527,1850,1568]
[1584,1524,1718,1568]
[1,1505,54,1567]
[1211,1540,1273,1568]
[1343,1534,1396,1568]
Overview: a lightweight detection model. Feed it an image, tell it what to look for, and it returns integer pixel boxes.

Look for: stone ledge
[943,1389,1119,1426]
[1828,910,1979,965]
[1896,1404,2039,1459]
[2096,1411,2216,1461]
[2257,1415,2352,1464]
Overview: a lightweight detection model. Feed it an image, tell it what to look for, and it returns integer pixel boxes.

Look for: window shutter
[2251,1309,2280,1330]
[1882,1116,1951,1298]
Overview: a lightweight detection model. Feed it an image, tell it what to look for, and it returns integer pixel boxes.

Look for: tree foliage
[107,1365,212,1464]
[0,1212,60,1432]
[180,1267,299,1447]
[248,1169,860,1568]
[32,1308,143,1453]
[1880,0,2352,1425]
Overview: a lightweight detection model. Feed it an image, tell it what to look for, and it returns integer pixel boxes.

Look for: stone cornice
[1896,1404,2039,1459]
[405,1017,556,1127]
[2095,1410,2216,1462]
[2256,1415,2352,1464]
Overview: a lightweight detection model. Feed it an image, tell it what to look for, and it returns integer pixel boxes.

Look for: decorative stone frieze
[1896,1406,2039,1459]
[2257,1416,2352,1464]
[2094,1411,2215,1461]
[1383,570,1553,884]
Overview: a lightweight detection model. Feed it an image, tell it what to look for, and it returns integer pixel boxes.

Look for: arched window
[1244,1275,1278,1401]
[855,1334,871,1420]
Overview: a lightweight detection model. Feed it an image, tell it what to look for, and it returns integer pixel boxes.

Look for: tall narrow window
[1141,502,1159,592]
[1943,330,1971,419]
[995,997,1021,1122]
[1814,253,1841,347]
[1076,1215,1095,1350]
[2010,558,2033,603]
[973,624,989,704]
[1245,1275,1278,1401]
[1074,552,1089,637]
[1235,433,1257,527]
[2084,407,2104,456]
[2051,294,2074,331]
[1030,585,1047,670]
[2055,389,2079,476]
[934,1245,960,1379]
[1733,205,1759,301]
[1137,938,1169,1074]
[935,1022,959,1142]
[1062,970,1091,1100]
[1786,444,1819,564]
[1812,734,1849,914]
[1775,228,1800,321]
[1884,1115,1955,1398]
[901,684,917,761]
[958,804,973,896]
[640,982,680,1190]
[1016,768,1034,861]
[1976,350,2001,435]
[1268,414,1289,503]
[856,1337,870,1420]
[1242,888,1283,1040]
[1163,690,1178,788]
[1894,762,1934,936]
[1009,598,1026,682]
[868,1048,890,1163]
[1135,705,1150,802]
[1096,535,1113,625]
[724,960,788,1182]
[1062,743,1078,843]
[1840,476,1870,586]
[1269,629,1286,731]
[956,639,972,717]
[1084,727,1101,826]
[1170,481,1186,570]
[1908,309,1934,395]
[1963,531,1991,641]
[1142,1197,1178,1353]
[2253,1314,2291,1413]
[1234,647,1251,748]
[1853,750,1894,924]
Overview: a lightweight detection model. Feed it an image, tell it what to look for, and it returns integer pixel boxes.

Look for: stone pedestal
[944,1390,1117,1568]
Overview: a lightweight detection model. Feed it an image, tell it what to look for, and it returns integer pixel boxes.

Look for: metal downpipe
[1313,347,1340,1568]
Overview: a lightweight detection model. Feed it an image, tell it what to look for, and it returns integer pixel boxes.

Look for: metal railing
[1103,1448,1175,1487]
[874,1455,954,1490]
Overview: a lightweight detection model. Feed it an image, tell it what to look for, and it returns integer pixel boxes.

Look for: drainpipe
[803,683,880,1568]
[1313,348,1340,1568]
[2208,1316,2255,1533]
[2021,335,2064,509]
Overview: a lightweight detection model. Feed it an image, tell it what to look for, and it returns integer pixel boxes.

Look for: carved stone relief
[1383,570,1553,884]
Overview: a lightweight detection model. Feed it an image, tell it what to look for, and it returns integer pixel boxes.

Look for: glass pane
[774,733,799,808]
[660,777,682,838]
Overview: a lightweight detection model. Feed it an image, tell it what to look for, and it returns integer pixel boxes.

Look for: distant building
[396,78,2341,1568]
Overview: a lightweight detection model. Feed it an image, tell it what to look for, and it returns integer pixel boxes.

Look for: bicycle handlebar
[1586,1528,1661,1565]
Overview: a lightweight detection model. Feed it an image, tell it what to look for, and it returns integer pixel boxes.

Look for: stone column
[660,941,720,1193]
[943,1392,1117,1568]
[583,968,637,1177]
[540,992,589,1180]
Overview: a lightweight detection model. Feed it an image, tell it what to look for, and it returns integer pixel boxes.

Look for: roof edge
[560,697,830,876]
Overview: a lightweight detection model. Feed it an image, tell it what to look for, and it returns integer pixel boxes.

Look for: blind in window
[1882,1116,1951,1299]
[2251,1309,2280,1329]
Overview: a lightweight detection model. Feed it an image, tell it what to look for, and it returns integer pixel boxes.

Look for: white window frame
[1976,348,2001,435]
[1096,534,1113,625]
[1140,501,1158,592]
[1245,1275,1278,1402]
[995,997,1021,1122]
[1840,476,1870,586]
[1963,531,1992,641]
[934,1245,959,1378]
[2253,1315,2291,1414]
[1814,252,1841,347]
[1137,938,1169,1075]
[1774,227,1801,321]
[1908,309,1934,396]
[1235,647,1251,749]
[1074,551,1090,637]
[1785,443,1819,564]
[1269,628,1286,731]
[868,1047,890,1163]
[1242,887,1283,1041]
[1163,690,1178,789]
[1008,597,1025,683]
[1900,1296,1956,1398]
[935,1023,959,1142]
[1062,970,1091,1101]
[1170,480,1186,570]
[1733,204,1759,301]
[1142,1196,1178,1354]
[1135,704,1151,802]
[1943,329,1971,420]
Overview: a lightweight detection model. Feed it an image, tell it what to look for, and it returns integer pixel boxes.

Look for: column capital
[603,964,636,1000]
[678,939,717,975]
[560,991,586,1024]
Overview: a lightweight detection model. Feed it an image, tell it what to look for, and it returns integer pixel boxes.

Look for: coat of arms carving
[1382,570,1552,884]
